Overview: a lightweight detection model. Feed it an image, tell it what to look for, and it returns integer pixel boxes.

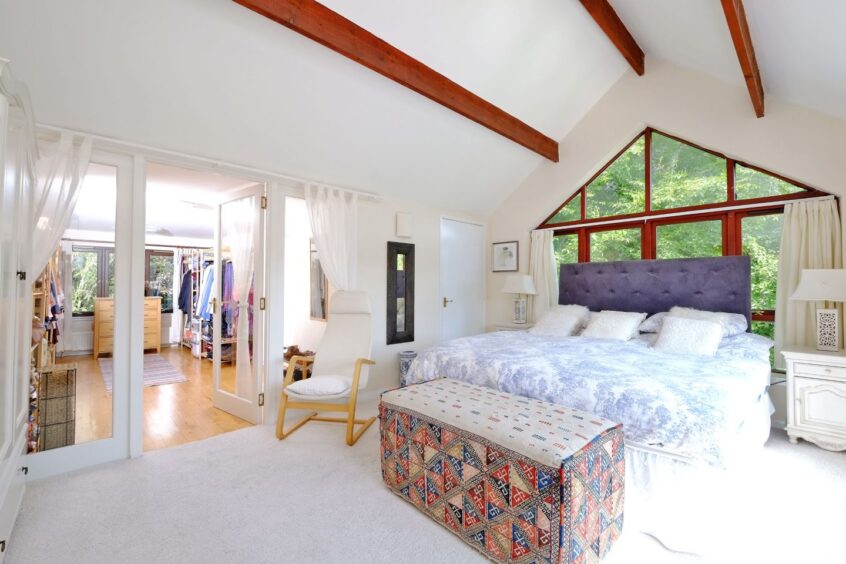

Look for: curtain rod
[538,195,836,232]
[61,238,212,251]
[37,123,382,202]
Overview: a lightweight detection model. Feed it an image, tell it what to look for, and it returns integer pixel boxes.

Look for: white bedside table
[781,347,846,451]
[493,322,534,332]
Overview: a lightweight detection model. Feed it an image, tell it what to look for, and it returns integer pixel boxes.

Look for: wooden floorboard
[58,346,252,452]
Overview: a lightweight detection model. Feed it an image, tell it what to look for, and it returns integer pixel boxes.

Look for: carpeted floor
[98,353,187,392]
[7,398,846,564]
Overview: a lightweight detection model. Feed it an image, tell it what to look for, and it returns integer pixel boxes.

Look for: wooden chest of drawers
[93,297,162,357]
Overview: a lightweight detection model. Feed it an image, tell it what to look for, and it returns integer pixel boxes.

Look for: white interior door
[212,185,265,424]
[440,218,485,341]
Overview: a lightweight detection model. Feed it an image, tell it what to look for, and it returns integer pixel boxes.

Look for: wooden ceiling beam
[720,0,764,117]
[234,0,559,161]
[579,0,644,76]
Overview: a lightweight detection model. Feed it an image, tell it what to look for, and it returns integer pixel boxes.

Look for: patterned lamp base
[512,298,527,324]
[816,308,840,351]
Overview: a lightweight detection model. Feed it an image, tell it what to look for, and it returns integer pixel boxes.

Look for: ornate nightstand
[781,347,846,451]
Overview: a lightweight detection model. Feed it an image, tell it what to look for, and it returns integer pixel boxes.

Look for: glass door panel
[213,185,264,424]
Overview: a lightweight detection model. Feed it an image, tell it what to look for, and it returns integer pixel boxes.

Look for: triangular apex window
[539,128,817,228]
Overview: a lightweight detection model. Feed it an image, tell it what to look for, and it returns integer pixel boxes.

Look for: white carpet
[7,399,846,564]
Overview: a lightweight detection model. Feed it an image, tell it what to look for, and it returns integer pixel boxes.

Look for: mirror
[387,241,414,344]
[310,239,328,321]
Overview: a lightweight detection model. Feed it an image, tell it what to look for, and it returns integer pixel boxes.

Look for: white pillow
[654,316,723,357]
[639,312,667,333]
[530,305,590,338]
[668,306,748,337]
[286,376,352,396]
[580,311,647,341]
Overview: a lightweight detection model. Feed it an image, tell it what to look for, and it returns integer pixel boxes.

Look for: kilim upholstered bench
[379,378,624,564]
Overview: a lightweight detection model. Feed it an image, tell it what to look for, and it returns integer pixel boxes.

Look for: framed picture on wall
[492,241,518,272]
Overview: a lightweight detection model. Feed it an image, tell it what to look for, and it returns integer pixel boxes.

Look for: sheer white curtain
[30,131,92,278]
[305,183,358,291]
[775,198,842,367]
[223,196,256,399]
[529,230,559,322]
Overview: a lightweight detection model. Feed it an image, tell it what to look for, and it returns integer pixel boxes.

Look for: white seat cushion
[286,376,352,397]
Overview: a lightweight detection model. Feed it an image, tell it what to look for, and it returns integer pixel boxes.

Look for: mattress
[404,331,773,468]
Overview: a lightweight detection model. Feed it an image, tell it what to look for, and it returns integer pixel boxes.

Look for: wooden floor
[59,346,252,452]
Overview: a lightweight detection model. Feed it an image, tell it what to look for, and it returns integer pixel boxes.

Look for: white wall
[275,194,484,392]
[283,197,326,353]
[486,59,846,324]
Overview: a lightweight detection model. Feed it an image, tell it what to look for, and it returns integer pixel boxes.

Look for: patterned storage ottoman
[379,379,624,563]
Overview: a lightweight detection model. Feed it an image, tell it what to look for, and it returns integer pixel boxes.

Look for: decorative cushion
[639,311,668,333]
[668,306,748,337]
[286,376,352,396]
[654,316,723,357]
[581,310,647,341]
[529,304,590,338]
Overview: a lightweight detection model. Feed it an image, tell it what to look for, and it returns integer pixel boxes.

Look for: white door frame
[24,148,141,478]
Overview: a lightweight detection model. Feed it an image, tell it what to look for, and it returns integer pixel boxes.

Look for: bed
[404,256,773,553]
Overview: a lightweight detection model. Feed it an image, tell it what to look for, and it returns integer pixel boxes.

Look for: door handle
[443,297,453,308]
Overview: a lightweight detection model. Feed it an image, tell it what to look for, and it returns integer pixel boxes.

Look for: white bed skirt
[623,391,774,554]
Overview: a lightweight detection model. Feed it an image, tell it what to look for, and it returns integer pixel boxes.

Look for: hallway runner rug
[98,354,188,392]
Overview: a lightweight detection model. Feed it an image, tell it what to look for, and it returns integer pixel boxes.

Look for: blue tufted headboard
[558,256,752,329]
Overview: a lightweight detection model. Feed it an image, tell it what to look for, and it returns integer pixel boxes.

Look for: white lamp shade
[790,269,846,302]
[502,274,537,295]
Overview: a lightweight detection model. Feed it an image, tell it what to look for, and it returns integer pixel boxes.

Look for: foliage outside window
[145,251,174,313]
[585,136,645,218]
[539,128,832,361]
[72,246,174,315]
[656,220,723,260]
[651,133,726,210]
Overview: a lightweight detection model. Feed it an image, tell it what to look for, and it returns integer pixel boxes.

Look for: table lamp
[502,274,537,324]
[790,269,846,351]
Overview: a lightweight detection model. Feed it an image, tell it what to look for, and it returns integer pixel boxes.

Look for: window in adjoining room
[145,250,175,313]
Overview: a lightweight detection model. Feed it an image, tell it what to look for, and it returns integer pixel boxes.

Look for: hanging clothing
[197,264,215,321]
[178,269,193,314]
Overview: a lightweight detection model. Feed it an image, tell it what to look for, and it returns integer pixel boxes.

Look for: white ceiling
[610,0,846,121]
[2,0,844,218]
[0,0,627,215]
[70,161,253,240]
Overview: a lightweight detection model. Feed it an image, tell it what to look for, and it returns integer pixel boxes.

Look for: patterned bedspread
[404,331,773,467]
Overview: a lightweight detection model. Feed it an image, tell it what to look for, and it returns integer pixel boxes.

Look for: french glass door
[212,184,265,424]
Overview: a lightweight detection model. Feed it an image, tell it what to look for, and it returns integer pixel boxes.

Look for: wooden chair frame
[276,355,376,446]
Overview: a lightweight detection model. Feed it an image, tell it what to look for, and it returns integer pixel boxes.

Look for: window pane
[553,233,578,275]
[589,228,642,262]
[586,136,645,218]
[656,220,723,259]
[107,251,116,298]
[71,250,99,315]
[147,253,174,311]
[651,133,727,210]
[548,193,581,224]
[752,321,775,366]
[735,164,804,200]
[742,214,783,311]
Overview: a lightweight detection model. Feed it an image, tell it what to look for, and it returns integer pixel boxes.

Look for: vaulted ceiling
[0,0,843,215]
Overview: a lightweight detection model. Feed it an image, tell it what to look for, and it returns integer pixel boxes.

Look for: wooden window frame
[542,128,837,334]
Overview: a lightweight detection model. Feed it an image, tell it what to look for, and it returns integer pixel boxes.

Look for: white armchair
[276,291,376,446]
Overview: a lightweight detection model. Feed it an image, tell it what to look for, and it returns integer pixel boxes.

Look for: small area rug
[98,354,187,392]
